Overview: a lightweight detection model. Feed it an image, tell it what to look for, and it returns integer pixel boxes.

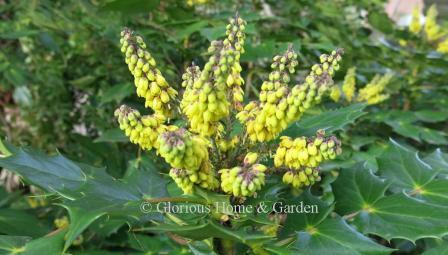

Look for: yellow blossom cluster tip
[331,69,393,106]
[186,0,208,7]
[342,67,356,102]
[120,28,177,116]
[114,105,173,150]
[238,48,344,142]
[437,39,448,54]
[220,152,267,197]
[410,6,422,34]
[274,129,342,188]
[159,128,218,193]
[181,15,246,137]
[357,73,393,105]
[407,5,448,54]
[424,5,444,42]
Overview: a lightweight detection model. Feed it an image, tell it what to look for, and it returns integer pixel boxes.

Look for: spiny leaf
[0,146,86,193]
[0,143,167,251]
[0,236,31,254]
[282,103,366,137]
[332,164,389,216]
[0,209,50,238]
[423,149,448,173]
[294,217,393,255]
[333,167,448,242]
[377,139,437,190]
[145,220,272,244]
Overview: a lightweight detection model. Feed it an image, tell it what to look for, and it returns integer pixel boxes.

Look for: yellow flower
[409,6,422,34]
[182,16,246,137]
[424,5,444,42]
[158,128,218,193]
[120,29,177,116]
[114,105,174,150]
[275,130,342,189]
[54,216,69,229]
[357,73,393,105]
[329,86,341,102]
[220,152,267,197]
[239,48,344,142]
[437,39,448,54]
[342,67,356,102]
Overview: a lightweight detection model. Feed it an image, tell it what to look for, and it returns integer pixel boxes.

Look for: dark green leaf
[94,129,128,143]
[282,104,366,137]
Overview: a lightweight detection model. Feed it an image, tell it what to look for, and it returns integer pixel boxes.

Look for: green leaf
[147,220,272,244]
[94,129,128,143]
[368,11,393,34]
[0,209,50,238]
[0,147,86,193]
[172,21,209,42]
[0,144,167,251]
[422,241,448,255]
[60,206,106,252]
[100,83,134,104]
[423,149,448,173]
[278,189,391,254]
[333,167,448,241]
[294,217,392,255]
[20,230,67,255]
[282,104,366,137]
[332,165,389,215]
[0,236,31,255]
[188,240,217,255]
[282,190,333,233]
[370,111,448,145]
[416,179,448,205]
[377,139,436,190]
[101,0,160,14]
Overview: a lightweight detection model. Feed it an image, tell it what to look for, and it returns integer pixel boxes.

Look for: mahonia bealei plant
[407,4,448,54]
[115,15,344,197]
[331,68,393,105]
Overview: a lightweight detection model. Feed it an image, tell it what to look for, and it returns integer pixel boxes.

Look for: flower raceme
[115,15,344,196]
[181,16,246,137]
[120,28,177,116]
[407,5,448,54]
[237,48,344,142]
[331,68,393,105]
[274,129,342,188]
[219,153,267,197]
[114,105,174,150]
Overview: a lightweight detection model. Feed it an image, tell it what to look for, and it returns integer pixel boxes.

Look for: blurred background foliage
[0,0,448,254]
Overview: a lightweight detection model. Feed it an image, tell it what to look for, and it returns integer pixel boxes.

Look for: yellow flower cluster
[159,128,219,193]
[331,69,393,105]
[408,5,447,54]
[424,5,444,42]
[237,49,343,142]
[54,216,69,229]
[181,16,246,137]
[186,0,208,6]
[437,39,448,54]
[217,136,240,152]
[114,105,173,150]
[219,152,267,197]
[116,15,344,197]
[274,130,341,188]
[409,7,422,35]
[342,67,356,102]
[357,73,393,105]
[120,28,177,116]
